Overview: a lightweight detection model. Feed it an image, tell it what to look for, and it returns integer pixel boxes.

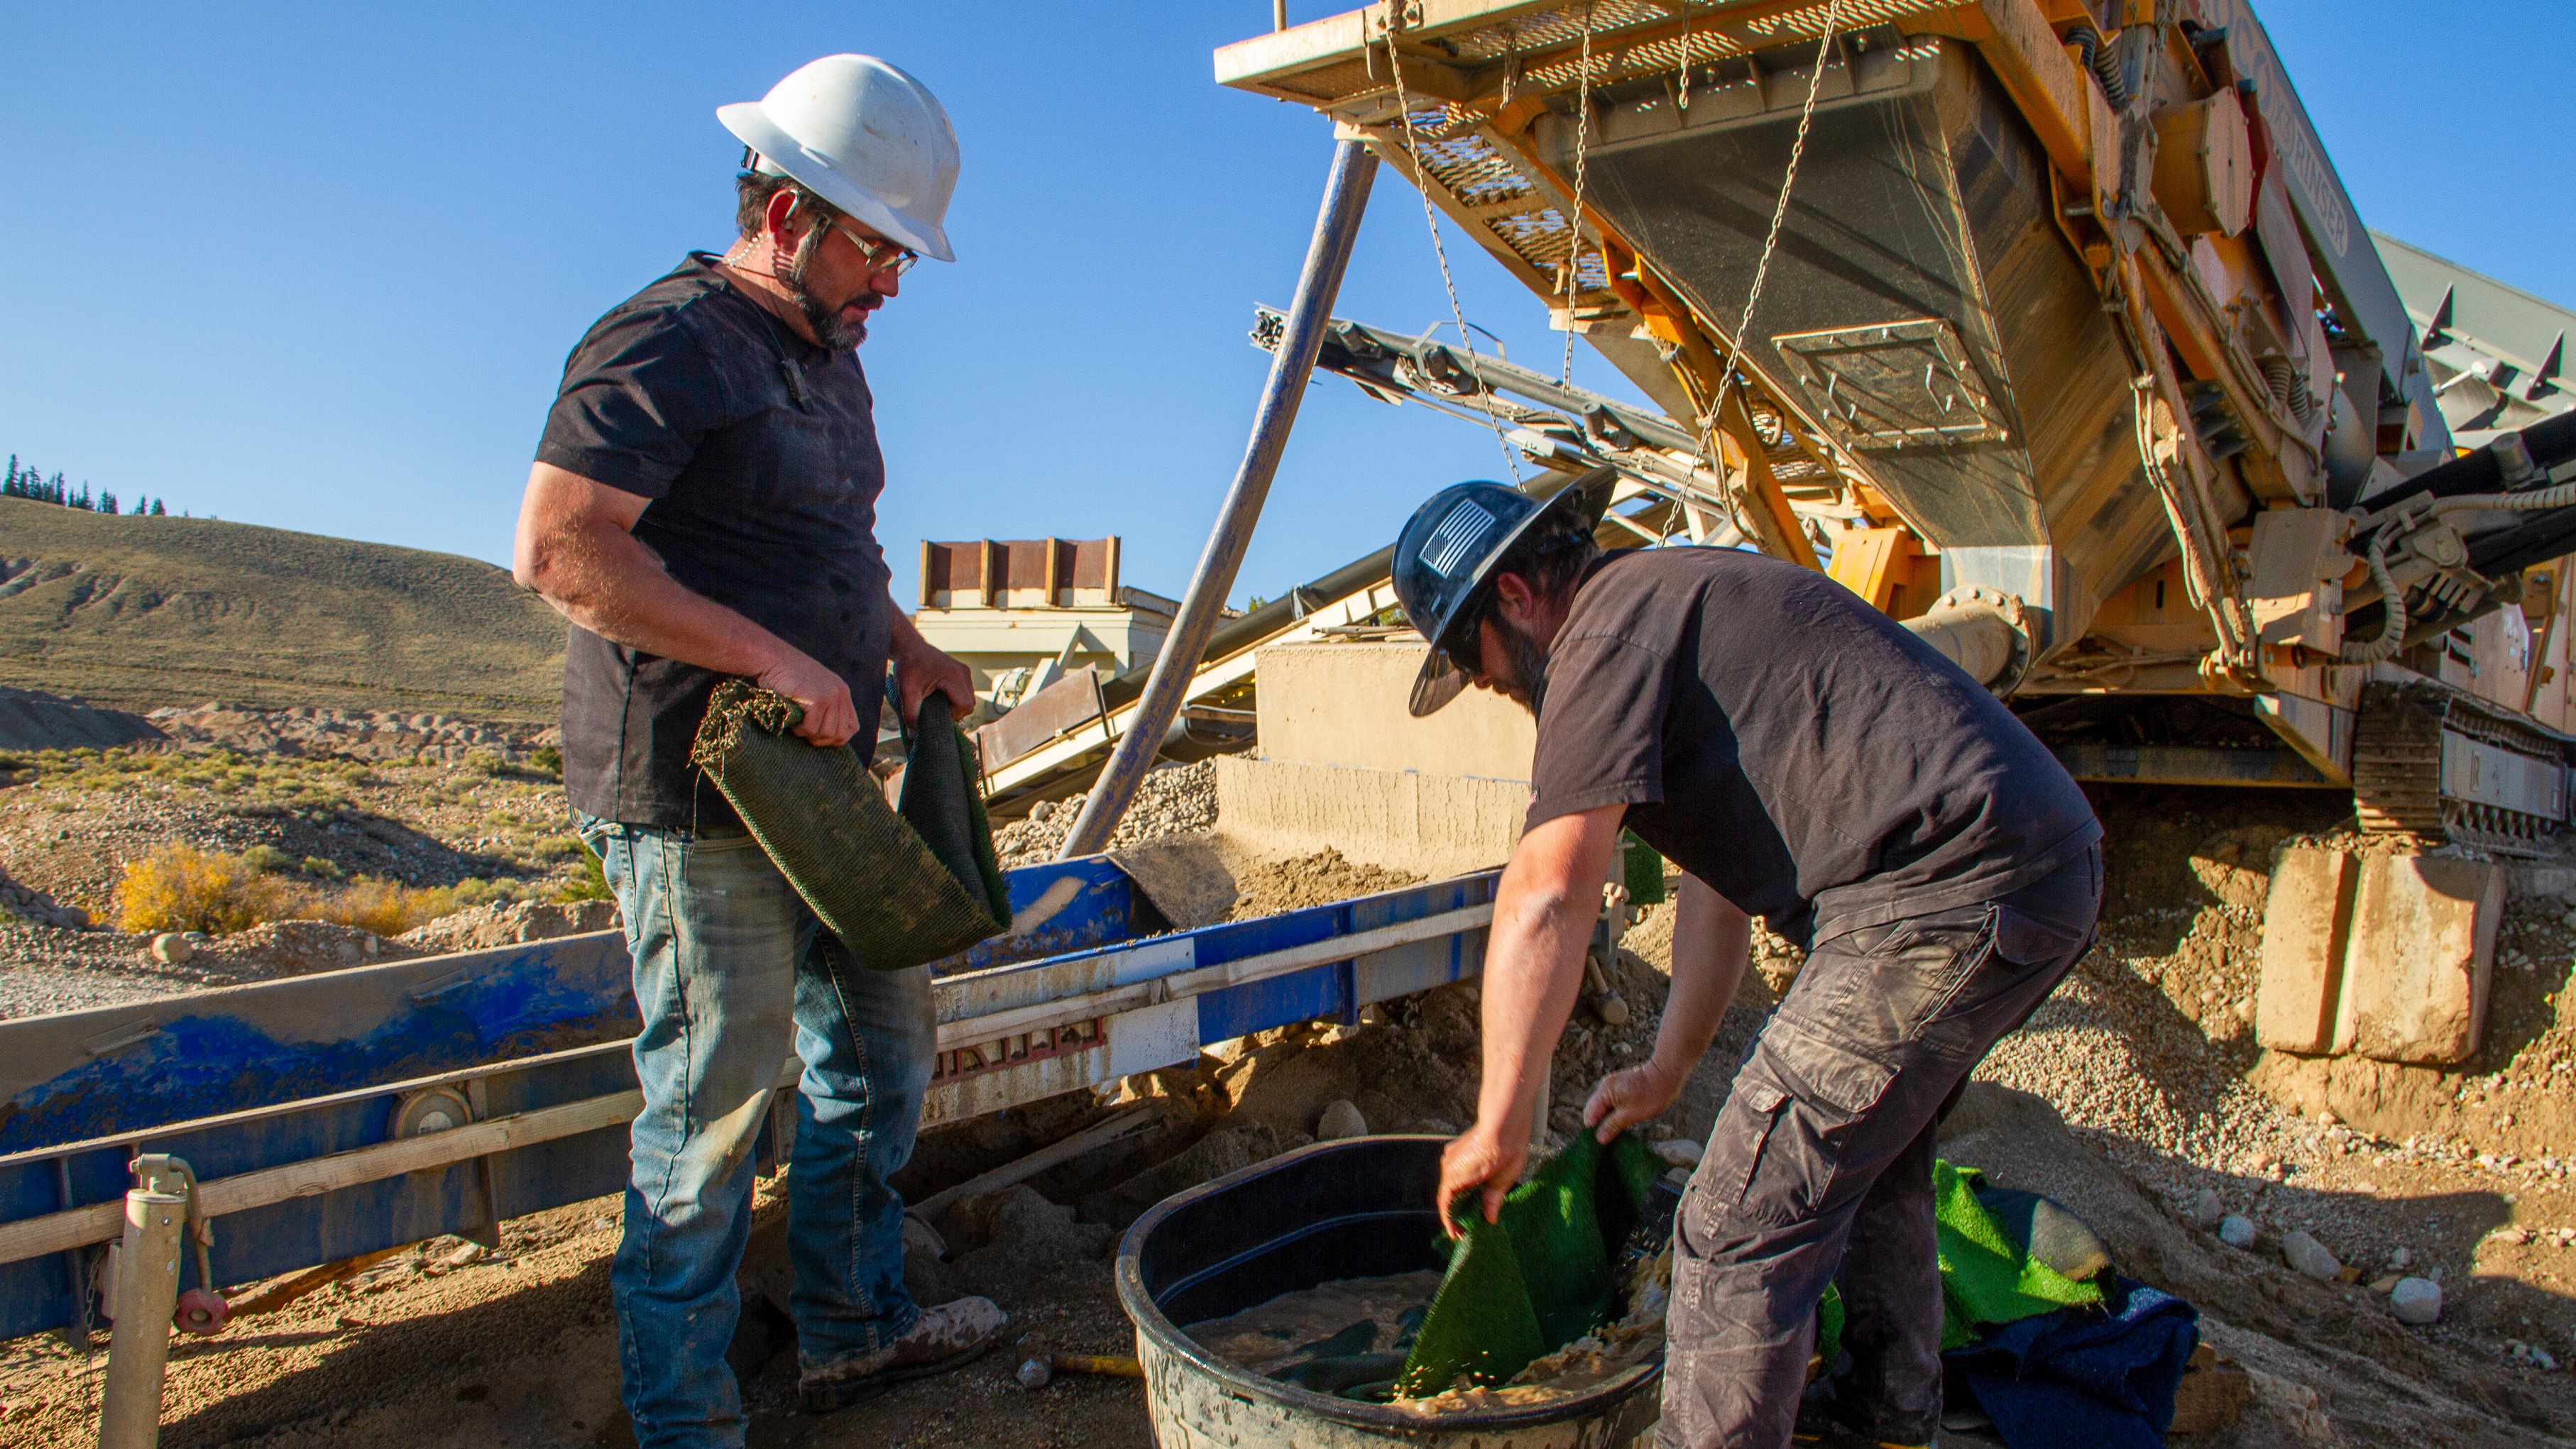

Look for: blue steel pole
[1054,136,1380,859]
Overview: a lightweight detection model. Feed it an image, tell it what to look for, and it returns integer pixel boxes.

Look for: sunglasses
[1439,617,1484,679]
[828,219,919,277]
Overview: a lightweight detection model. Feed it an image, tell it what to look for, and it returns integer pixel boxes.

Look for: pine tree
[150,498,165,517]
[99,492,117,514]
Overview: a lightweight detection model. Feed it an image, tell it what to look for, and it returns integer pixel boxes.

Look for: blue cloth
[1946,1278,2199,1449]
[583,815,934,1449]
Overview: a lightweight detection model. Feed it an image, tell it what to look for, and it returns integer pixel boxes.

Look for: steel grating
[1386,106,1606,286]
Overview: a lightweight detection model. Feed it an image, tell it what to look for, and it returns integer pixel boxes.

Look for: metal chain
[1386,21,1525,483]
[1691,0,1848,546]
[1560,1,1598,386]
[1677,2,1696,111]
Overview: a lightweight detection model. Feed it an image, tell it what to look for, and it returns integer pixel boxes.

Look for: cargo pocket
[1721,1029,1897,1232]
[1687,1073,1788,1227]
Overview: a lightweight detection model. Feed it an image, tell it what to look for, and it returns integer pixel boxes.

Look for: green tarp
[1816,1159,2105,1366]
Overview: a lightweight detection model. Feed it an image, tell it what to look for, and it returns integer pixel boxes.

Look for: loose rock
[2390,1275,2443,1325]
[1653,1137,1705,1169]
[2280,1229,2340,1282]
[150,931,194,965]
[2218,1214,2257,1248]
[2186,1187,2224,1227]
[1316,1099,1368,1141]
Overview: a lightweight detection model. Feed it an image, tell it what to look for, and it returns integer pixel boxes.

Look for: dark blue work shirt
[536,253,891,827]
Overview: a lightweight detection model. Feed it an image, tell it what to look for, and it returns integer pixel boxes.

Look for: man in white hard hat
[513,55,1001,1445]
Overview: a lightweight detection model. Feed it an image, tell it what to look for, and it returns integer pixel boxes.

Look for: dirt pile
[399,898,620,954]
[0,685,163,753]
[189,919,416,979]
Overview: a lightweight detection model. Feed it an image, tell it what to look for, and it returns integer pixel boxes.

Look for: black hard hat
[1392,479,1603,717]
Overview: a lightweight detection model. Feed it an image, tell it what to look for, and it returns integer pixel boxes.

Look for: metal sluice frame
[0,856,1499,1343]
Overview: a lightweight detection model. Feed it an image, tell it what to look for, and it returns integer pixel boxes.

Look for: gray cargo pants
[1661,845,2100,1448]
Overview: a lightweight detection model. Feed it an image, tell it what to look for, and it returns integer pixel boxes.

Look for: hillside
[0,498,564,720]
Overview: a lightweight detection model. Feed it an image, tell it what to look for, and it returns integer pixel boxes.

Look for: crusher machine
[1214,0,2576,852]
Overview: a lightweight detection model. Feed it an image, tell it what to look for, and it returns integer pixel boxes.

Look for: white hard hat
[718,55,959,263]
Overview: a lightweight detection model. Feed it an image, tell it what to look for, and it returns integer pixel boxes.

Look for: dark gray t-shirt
[1525,547,2099,947]
[536,253,892,827]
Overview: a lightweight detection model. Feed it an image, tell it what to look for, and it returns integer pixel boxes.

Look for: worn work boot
[1794,1399,1938,1448]
[1792,1424,1936,1449]
[798,1296,1009,1411]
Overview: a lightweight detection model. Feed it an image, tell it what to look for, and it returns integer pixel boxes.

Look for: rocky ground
[4,728,2576,1444]
[0,707,599,1018]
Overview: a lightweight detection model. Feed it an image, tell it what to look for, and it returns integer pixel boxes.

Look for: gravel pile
[0,862,84,930]
[149,703,556,765]
[991,761,1218,869]
[0,920,214,1018]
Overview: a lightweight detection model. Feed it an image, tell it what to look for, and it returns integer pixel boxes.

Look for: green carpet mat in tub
[690,680,1009,971]
[1396,1131,1661,1396]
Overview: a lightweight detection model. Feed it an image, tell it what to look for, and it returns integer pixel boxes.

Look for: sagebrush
[112,844,522,937]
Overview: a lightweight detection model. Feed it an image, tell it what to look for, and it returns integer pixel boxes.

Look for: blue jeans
[579,815,933,1449]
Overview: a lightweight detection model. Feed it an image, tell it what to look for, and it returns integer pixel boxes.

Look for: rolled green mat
[689,679,1009,971]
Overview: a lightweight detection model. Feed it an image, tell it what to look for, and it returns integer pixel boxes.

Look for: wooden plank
[0,1089,641,1267]
[905,1107,1156,1223]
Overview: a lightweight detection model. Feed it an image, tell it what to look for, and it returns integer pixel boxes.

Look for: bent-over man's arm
[1437,803,1626,1233]
[513,461,863,746]
[1582,874,1750,1139]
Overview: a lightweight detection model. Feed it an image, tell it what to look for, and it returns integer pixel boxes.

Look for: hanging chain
[1677,2,1696,111]
[1385,16,1525,483]
[1691,0,1848,546]
[1560,1,1598,386]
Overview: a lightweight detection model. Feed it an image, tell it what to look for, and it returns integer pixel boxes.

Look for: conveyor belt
[0,857,1499,1342]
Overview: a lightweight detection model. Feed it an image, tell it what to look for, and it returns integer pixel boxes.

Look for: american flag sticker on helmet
[1421,501,1495,578]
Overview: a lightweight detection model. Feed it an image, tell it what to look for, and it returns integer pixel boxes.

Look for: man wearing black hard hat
[1402,479,2100,1449]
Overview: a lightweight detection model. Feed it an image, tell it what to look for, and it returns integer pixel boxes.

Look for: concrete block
[2345,854,2500,1066]
[2257,849,2500,1066]
[2255,849,2357,1054]
[1214,756,1528,879]
[1253,642,1534,781]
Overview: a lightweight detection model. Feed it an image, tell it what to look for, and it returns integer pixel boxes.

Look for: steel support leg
[96,1169,187,1449]
[1054,136,1379,859]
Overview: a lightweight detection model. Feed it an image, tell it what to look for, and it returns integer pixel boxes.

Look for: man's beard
[777,231,870,349]
[1496,621,1551,717]
[792,283,868,349]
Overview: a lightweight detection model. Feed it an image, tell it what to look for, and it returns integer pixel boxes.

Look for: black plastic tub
[1114,1135,1662,1448]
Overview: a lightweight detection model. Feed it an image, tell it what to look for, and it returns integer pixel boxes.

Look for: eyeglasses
[828,219,919,277]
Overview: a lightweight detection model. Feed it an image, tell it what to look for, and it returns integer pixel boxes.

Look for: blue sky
[4,2,2568,609]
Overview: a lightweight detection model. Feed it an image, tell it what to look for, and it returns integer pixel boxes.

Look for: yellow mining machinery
[1215,0,2576,853]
